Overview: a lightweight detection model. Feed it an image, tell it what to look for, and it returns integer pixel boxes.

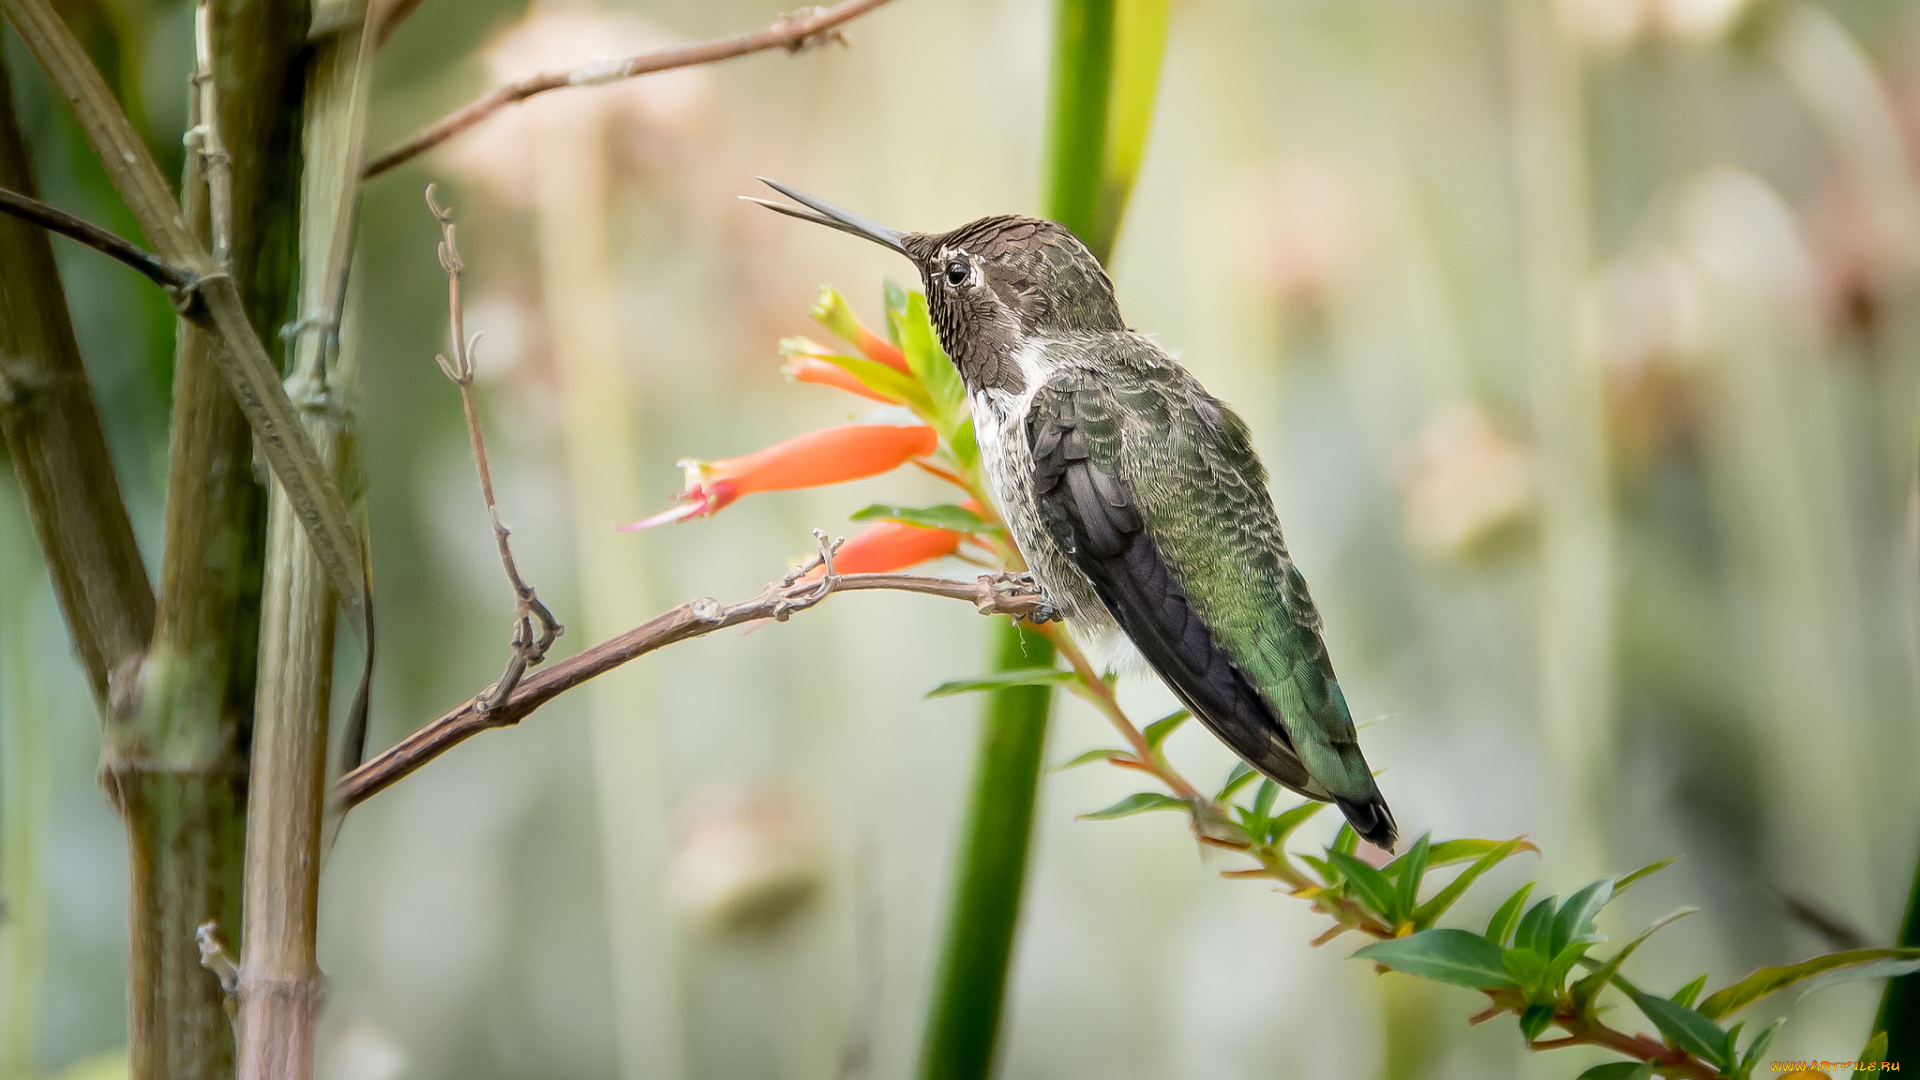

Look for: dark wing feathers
[1027,369,1397,849]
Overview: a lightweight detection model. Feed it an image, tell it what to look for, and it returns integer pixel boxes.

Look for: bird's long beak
[742,177,908,255]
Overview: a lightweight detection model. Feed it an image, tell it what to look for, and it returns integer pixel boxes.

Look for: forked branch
[426,186,562,710]
[363,0,900,177]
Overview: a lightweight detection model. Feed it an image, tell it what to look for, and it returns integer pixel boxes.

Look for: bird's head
[747,179,1124,396]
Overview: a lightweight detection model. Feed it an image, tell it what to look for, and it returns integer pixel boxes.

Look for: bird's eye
[943,258,970,287]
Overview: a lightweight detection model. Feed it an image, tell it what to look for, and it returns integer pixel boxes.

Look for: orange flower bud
[852,326,909,375]
[783,355,895,403]
[619,424,938,531]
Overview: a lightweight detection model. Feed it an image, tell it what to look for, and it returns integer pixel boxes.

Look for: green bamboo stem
[1877,838,1919,1065]
[102,2,308,1075]
[916,624,1055,1080]
[0,42,153,710]
[917,3,1165,1075]
[234,8,371,1078]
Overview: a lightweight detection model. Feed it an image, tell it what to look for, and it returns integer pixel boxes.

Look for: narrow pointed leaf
[1268,800,1328,845]
[1739,1017,1786,1073]
[1332,823,1359,857]
[1415,837,1530,928]
[1551,878,1615,956]
[1217,761,1256,802]
[1425,837,1534,869]
[1696,948,1920,1020]
[1079,791,1190,820]
[1051,747,1131,772]
[1629,990,1730,1068]
[1354,929,1516,989]
[1573,908,1698,1012]
[1615,856,1679,895]
[1143,709,1190,750]
[1328,851,1402,921]
[926,669,1076,698]
[1672,974,1707,1009]
[1515,896,1558,956]
[1486,883,1536,947]
[1252,778,1279,820]
[851,502,990,533]
[1391,833,1432,917]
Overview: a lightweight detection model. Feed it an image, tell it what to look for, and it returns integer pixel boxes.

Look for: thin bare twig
[363,0,900,178]
[425,186,563,710]
[334,553,1047,809]
[0,185,196,291]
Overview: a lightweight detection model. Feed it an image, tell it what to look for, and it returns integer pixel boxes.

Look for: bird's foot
[978,571,1060,624]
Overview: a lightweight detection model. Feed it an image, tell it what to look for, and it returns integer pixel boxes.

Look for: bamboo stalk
[1,0,367,614]
[101,1,308,1075]
[234,7,373,1077]
[0,42,153,710]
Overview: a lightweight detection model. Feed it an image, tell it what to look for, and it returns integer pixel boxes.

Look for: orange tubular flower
[828,520,964,575]
[783,355,895,403]
[619,424,939,531]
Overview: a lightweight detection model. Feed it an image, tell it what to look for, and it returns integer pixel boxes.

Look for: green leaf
[1551,878,1615,956]
[1544,942,1598,996]
[1354,929,1516,989]
[1390,833,1432,918]
[851,503,989,533]
[1576,1064,1653,1080]
[1332,823,1359,857]
[1502,947,1547,990]
[1415,838,1531,928]
[1671,974,1708,1009]
[1328,851,1402,922]
[1424,837,1524,869]
[1217,761,1256,802]
[1094,0,1171,257]
[1696,948,1920,1020]
[1739,1017,1785,1074]
[1051,747,1130,772]
[1486,883,1536,947]
[950,415,978,468]
[1514,896,1558,956]
[1858,1029,1889,1065]
[896,291,965,432]
[1629,990,1730,1069]
[1572,908,1699,1013]
[1266,800,1329,847]
[882,279,910,344]
[926,669,1076,698]
[1518,1002,1553,1041]
[1143,710,1190,750]
[1079,791,1190,820]
[1615,856,1679,895]
[1252,779,1279,820]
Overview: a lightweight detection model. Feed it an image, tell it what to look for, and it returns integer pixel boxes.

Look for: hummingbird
[748,179,1398,850]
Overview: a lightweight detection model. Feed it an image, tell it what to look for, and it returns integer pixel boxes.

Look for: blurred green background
[4,0,1920,1076]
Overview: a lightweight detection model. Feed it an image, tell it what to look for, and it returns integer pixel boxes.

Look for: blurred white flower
[666,783,823,939]
[442,10,714,204]
[1401,403,1534,562]
[1675,166,1818,305]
